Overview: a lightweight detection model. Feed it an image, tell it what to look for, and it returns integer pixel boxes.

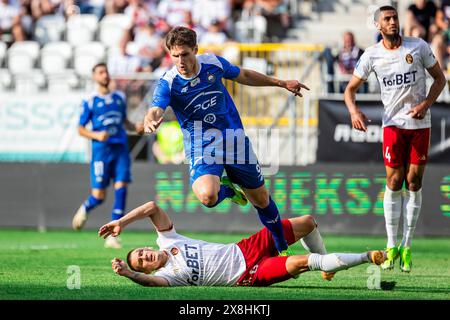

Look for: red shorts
[236,220,296,287]
[382,126,430,168]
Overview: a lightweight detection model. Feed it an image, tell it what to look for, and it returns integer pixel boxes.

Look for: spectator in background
[76,0,105,20]
[404,0,437,42]
[122,20,166,73]
[191,0,230,32]
[124,0,155,25]
[430,0,450,72]
[0,0,26,43]
[156,0,192,28]
[323,31,367,93]
[198,19,229,45]
[254,0,290,41]
[105,0,128,15]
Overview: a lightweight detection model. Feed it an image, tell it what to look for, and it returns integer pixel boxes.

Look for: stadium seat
[47,71,79,92]
[34,15,66,45]
[99,14,132,48]
[74,42,105,77]
[13,70,46,93]
[235,16,267,43]
[7,41,40,75]
[0,41,6,68]
[66,14,99,46]
[41,42,72,75]
[0,68,12,91]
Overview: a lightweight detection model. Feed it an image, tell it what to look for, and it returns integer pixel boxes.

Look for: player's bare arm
[98,201,173,238]
[406,62,447,119]
[78,125,109,142]
[234,68,310,97]
[111,258,169,287]
[344,75,370,132]
[144,107,164,133]
[124,119,145,135]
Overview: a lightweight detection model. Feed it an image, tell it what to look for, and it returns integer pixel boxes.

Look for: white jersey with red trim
[153,227,246,286]
[354,37,437,129]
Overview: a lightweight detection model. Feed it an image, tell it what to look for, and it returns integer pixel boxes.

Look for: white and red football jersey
[354,37,437,129]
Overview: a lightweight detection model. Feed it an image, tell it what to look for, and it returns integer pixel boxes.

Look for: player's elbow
[344,83,356,96]
[143,201,159,215]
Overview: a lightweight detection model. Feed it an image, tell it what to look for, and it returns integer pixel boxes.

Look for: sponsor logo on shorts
[249,265,258,274]
[419,155,427,161]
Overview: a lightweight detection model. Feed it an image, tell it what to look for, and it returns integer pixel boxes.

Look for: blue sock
[206,185,235,208]
[255,196,288,252]
[111,187,127,220]
[83,195,103,213]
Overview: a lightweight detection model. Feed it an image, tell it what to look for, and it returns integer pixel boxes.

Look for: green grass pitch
[1,229,449,300]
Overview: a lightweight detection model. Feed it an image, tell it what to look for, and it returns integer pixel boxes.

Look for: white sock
[300,227,327,255]
[401,189,422,248]
[307,253,369,272]
[384,186,403,248]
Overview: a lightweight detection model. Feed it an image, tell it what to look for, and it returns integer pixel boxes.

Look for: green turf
[1,229,449,300]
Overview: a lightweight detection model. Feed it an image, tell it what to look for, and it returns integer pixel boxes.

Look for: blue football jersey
[151,54,244,156]
[79,90,128,146]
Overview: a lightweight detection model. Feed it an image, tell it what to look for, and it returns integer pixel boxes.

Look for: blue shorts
[90,143,131,189]
[188,138,265,189]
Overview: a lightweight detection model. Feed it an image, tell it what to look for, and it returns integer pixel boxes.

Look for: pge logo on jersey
[382,70,417,87]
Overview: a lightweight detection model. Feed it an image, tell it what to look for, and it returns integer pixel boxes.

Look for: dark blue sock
[83,195,103,213]
[205,185,235,208]
[255,196,288,252]
[111,187,127,220]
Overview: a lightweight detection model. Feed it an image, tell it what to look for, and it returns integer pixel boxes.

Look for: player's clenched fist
[96,131,109,142]
[111,258,129,276]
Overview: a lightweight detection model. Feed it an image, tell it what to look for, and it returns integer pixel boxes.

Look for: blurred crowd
[0,0,292,45]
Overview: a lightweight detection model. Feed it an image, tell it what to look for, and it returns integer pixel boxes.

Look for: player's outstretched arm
[344,76,369,132]
[407,62,447,119]
[98,201,173,238]
[234,68,309,97]
[144,107,164,134]
[111,258,169,287]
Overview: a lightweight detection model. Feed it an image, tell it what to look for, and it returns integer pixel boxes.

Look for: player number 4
[385,147,391,163]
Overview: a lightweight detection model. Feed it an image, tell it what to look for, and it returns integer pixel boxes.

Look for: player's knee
[289,255,308,271]
[302,215,316,232]
[386,176,403,191]
[407,180,422,191]
[92,190,106,200]
[197,191,218,207]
